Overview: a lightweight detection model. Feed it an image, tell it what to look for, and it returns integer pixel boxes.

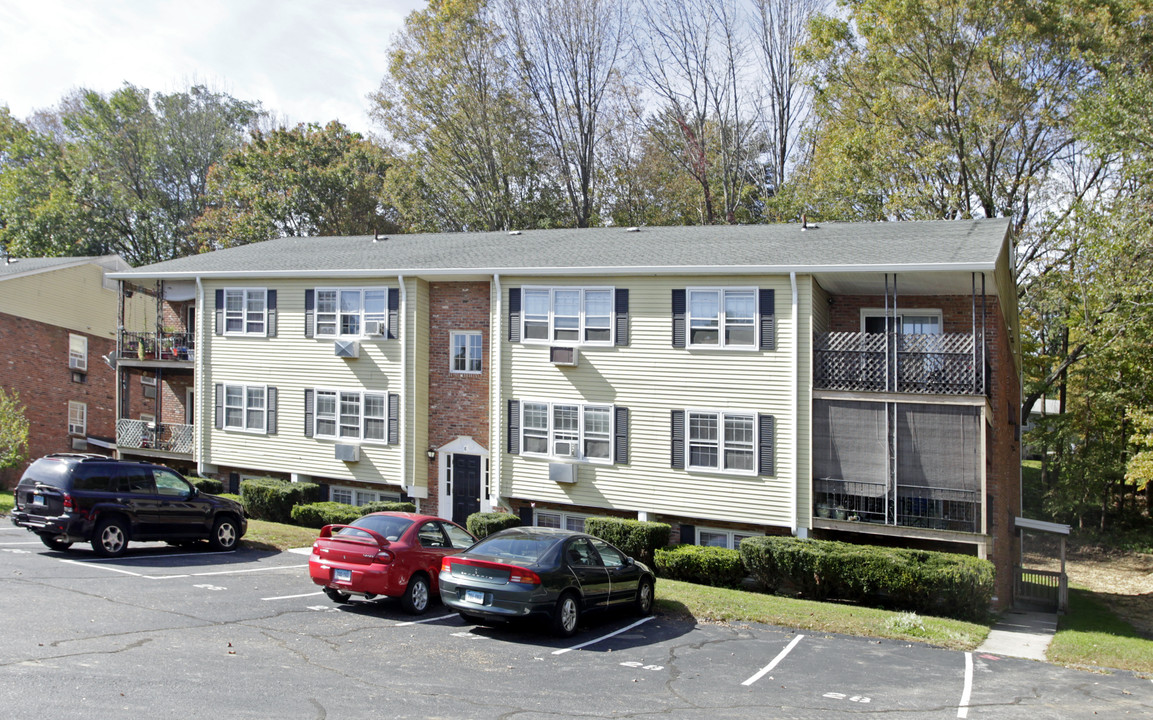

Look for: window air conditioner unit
[364,320,383,336]
[334,339,360,358]
[334,444,360,462]
[68,356,85,370]
[549,462,577,484]
[553,441,577,457]
[550,346,577,366]
[71,438,88,451]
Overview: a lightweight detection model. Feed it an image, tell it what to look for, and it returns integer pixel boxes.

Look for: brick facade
[0,312,116,487]
[424,282,491,518]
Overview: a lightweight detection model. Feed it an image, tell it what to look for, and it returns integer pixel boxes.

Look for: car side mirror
[188,486,199,498]
[624,556,635,566]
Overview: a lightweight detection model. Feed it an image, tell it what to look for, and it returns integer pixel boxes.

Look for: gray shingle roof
[0,255,129,279]
[111,219,1011,279]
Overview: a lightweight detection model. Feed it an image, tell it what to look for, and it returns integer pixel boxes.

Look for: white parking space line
[552,616,656,655]
[395,613,456,627]
[958,651,973,718]
[59,557,306,580]
[0,541,45,545]
[741,634,805,686]
[262,591,325,601]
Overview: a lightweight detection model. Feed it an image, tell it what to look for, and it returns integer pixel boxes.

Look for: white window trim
[68,334,87,371]
[314,286,389,339]
[450,331,484,374]
[520,399,614,464]
[313,388,390,443]
[329,485,402,507]
[860,308,943,334]
[697,527,758,550]
[534,509,591,532]
[222,383,267,434]
[521,285,615,347]
[224,288,267,336]
[68,401,87,436]
[685,408,758,477]
[686,287,758,349]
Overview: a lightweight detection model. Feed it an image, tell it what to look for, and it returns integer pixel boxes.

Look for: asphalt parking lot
[2,524,1150,719]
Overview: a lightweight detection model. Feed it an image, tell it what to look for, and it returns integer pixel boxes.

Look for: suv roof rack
[43,453,110,461]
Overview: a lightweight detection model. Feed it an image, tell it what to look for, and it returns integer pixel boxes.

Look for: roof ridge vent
[625,226,640,233]
[508,230,522,236]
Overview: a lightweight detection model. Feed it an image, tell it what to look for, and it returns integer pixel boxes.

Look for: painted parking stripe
[262,591,325,601]
[0,541,47,545]
[552,616,656,655]
[395,613,457,627]
[60,557,306,580]
[741,634,804,686]
[958,651,974,718]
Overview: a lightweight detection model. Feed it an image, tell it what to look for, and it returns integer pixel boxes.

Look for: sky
[0,0,427,135]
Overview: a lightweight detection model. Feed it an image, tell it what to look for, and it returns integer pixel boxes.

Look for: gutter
[492,274,502,507]
[195,277,205,476]
[399,275,411,509]
[790,272,799,535]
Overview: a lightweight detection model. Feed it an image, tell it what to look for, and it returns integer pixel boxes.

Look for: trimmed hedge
[186,476,224,495]
[467,511,522,539]
[655,544,747,587]
[583,517,670,565]
[358,501,416,515]
[239,477,321,523]
[740,536,994,621]
[291,501,362,528]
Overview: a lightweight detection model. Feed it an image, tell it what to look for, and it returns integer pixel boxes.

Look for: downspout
[493,275,502,506]
[195,277,205,476]
[399,275,411,510]
[791,272,800,535]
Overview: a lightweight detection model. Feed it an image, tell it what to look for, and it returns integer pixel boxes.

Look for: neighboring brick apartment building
[0,256,136,486]
[110,219,1025,607]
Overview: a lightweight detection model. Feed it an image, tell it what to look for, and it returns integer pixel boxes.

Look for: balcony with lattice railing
[117,418,194,455]
[814,332,986,395]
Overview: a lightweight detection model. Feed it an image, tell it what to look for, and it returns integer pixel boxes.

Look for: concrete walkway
[976,610,1059,661]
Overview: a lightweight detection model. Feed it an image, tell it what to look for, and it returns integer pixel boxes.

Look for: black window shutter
[614,406,629,464]
[267,386,278,434]
[304,389,314,437]
[671,409,685,469]
[214,383,224,429]
[518,504,534,526]
[507,399,521,454]
[759,289,775,350]
[672,289,686,348]
[679,524,696,545]
[508,288,521,342]
[614,288,629,346]
[214,289,224,336]
[388,393,400,444]
[267,289,278,337]
[758,414,775,476]
[304,289,315,338]
[387,288,400,339]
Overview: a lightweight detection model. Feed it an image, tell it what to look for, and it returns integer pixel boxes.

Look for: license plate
[464,589,485,605]
[333,569,351,583]
[32,495,45,507]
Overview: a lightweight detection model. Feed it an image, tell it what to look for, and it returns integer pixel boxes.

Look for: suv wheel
[208,517,240,551]
[92,517,128,557]
[40,534,72,552]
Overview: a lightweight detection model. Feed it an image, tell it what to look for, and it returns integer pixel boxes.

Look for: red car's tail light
[374,549,395,564]
[441,557,455,573]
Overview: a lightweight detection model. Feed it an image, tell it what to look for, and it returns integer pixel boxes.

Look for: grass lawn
[1048,589,1153,674]
[0,492,13,516]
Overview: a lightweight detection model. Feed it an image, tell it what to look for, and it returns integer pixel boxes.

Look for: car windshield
[337,515,414,542]
[471,534,558,562]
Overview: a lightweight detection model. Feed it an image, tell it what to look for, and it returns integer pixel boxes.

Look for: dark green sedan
[438,526,656,637]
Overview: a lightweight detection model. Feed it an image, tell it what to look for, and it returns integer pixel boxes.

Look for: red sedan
[308,512,476,614]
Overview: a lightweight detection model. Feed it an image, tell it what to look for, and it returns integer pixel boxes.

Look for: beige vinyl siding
[201,278,407,489]
[500,275,803,529]
[0,262,137,337]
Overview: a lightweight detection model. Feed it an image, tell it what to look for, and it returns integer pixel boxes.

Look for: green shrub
[218,493,242,506]
[239,477,321,523]
[291,501,363,528]
[655,544,747,587]
[583,517,670,565]
[358,501,416,515]
[467,511,522,539]
[186,476,223,495]
[740,536,994,621]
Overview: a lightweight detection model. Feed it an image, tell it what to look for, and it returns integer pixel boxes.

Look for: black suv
[10,454,247,557]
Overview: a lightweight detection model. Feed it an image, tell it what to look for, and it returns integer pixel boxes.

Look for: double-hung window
[315,288,387,337]
[68,334,87,371]
[688,411,756,473]
[698,528,757,549]
[522,287,614,345]
[521,401,613,461]
[223,384,266,432]
[688,288,756,347]
[315,389,389,442]
[224,289,266,335]
[535,510,590,532]
[68,401,87,436]
[451,332,483,373]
